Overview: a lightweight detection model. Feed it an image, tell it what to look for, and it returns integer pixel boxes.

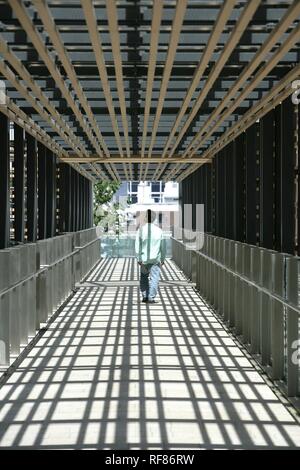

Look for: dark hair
[146,209,156,223]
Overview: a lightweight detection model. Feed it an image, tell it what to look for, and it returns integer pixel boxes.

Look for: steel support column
[216,150,226,237]
[14,123,25,243]
[38,142,47,240]
[281,98,296,255]
[46,149,56,239]
[58,163,66,233]
[70,168,76,232]
[260,110,275,249]
[75,171,80,232]
[26,133,38,242]
[233,134,245,242]
[245,123,259,245]
[81,175,85,230]
[82,176,85,231]
[0,113,10,249]
[211,158,216,235]
[298,103,300,256]
[205,164,212,233]
[89,180,93,228]
[225,142,234,240]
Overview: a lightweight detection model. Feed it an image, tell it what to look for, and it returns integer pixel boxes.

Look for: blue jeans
[140,263,161,300]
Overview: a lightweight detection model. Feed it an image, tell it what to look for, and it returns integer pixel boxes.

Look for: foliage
[94,180,120,206]
[94,180,129,236]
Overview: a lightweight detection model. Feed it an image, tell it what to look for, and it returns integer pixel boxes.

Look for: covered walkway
[0,258,299,450]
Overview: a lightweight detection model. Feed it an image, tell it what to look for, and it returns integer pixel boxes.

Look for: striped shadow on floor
[0,258,299,449]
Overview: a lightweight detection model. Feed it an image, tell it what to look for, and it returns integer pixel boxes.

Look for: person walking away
[135,209,166,303]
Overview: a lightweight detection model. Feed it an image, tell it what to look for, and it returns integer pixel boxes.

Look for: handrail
[172,237,300,316]
[0,236,100,298]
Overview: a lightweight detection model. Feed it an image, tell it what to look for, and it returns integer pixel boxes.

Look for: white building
[113,181,179,232]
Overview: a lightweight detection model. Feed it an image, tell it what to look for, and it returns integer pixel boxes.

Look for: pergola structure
[0,0,298,182]
[0,0,299,252]
[1,1,300,449]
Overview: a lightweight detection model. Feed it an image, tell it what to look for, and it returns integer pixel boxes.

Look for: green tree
[94,180,120,206]
[93,180,121,228]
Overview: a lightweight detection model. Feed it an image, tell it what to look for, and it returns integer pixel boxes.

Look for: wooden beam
[143,0,188,180]
[106,0,132,179]
[188,19,300,160]
[32,0,119,182]
[167,11,300,182]
[82,0,129,180]
[182,0,300,160]
[173,63,300,182]
[61,156,212,164]
[0,112,10,249]
[154,0,259,181]
[0,89,96,183]
[0,34,88,158]
[8,0,116,182]
[0,59,95,171]
[0,35,101,181]
[139,0,164,180]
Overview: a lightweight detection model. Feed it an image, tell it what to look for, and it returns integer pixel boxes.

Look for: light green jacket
[135,223,166,264]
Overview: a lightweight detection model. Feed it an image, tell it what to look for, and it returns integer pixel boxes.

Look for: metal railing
[0,228,101,367]
[100,232,173,258]
[172,233,300,401]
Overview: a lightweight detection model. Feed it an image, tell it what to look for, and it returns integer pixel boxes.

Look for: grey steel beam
[26,133,38,242]
[260,110,275,250]
[0,112,10,249]
[281,98,296,255]
[14,123,25,243]
[245,123,259,245]
[46,149,56,239]
[38,142,47,240]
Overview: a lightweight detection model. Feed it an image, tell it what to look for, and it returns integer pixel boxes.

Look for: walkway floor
[0,258,299,449]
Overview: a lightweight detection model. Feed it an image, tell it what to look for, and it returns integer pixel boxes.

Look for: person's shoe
[142,297,148,303]
[148,298,158,304]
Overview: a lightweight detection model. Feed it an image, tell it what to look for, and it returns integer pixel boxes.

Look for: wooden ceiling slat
[154,0,260,181]
[143,0,188,181]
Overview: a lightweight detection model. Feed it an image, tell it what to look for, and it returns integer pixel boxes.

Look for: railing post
[235,242,244,335]
[271,298,284,380]
[0,291,10,366]
[286,257,299,396]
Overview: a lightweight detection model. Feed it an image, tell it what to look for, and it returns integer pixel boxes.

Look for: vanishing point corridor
[0,259,299,450]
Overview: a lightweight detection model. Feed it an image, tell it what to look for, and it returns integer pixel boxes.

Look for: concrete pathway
[0,258,299,449]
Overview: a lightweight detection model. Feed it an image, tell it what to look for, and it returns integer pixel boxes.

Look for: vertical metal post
[225,143,234,240]
[70,168,76,232]
[26,133,38,242]
[286,257,299,396]
[82,177,86,230]
[38,142,47,240]
[260,110,275,249]
[271,298,284,380]
[245,123,259,245]
[216,151,226,237]
[205,164,212,233]
[58,163,66,234]
[0,112,10,249]
[281,98,296,255]
[46,149,56,238]
[14,123,25,242]
[233,134,245,242]
[89,180,93,228]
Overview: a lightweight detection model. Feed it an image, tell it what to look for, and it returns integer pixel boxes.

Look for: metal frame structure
[0,0,299,181]
[0,0,299,252]
[180,98,298,255]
